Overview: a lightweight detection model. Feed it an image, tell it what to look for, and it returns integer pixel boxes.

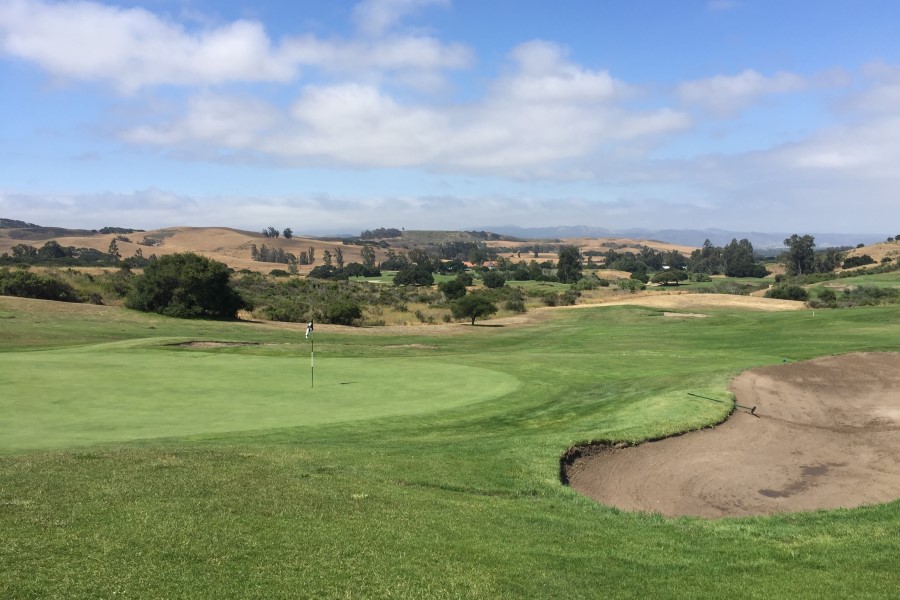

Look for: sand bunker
[564,352,900,517]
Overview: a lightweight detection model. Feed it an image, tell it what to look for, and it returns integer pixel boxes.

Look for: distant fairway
[0,342,518,452]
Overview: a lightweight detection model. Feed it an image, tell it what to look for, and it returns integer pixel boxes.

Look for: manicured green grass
[811,271,900,289]
[1,295,899,598]
[0,343,518,453]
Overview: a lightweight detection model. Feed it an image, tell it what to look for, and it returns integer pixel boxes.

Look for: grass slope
[1,296,899,598]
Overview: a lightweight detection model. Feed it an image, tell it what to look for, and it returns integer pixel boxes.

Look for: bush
[269,269,291,277]
[324,300,362,326]
[126,253,246,319]
[438,278,467,300]
[504,298,526,313]
[482,270,506,289]
[765,284,809,301]
[630,271,649,284]
[842,255,876,269]
[0,268,80,302]
[617,279,645,292]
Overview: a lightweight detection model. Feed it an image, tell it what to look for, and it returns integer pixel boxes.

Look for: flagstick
[310,334,314,389]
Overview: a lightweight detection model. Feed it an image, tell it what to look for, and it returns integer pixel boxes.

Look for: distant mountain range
[482,226,888,250]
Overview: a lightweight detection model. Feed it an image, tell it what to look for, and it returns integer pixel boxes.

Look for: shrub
[617,279,645,292]
[482,270,506,289]
[0,268,80,302]
[126,253,246,319]
[324,300,363,326]
[504,297,526,313]
[842,255,876,269]
[269,269,291,277]
[438,279,467,300]
[765,284,809,301]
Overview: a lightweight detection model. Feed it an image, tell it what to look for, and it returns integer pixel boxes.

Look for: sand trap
[563,352,900,517]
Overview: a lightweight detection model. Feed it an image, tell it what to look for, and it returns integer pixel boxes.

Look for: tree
[361,244,377,269]
[651,270,688,286]
[283,228,293,239]
[267,226,280,238]
[393,263,434,286]
[308,247,315,265]
[556,245,583,283]
[438,278,467,300]
[335,247,344,268]
[125,253,246,319]
[323,249,333,266]
[783,235,816,276]
[451,293,497,325]
[723,238,759,277]
[107,239,121,262]
[482,270,506,289]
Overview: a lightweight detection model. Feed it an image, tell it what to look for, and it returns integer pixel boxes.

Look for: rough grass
[1,295,899,598]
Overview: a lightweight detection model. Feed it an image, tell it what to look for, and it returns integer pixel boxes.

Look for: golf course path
[564,352,900,517]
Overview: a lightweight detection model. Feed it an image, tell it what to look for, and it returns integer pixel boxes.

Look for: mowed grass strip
[0,347,518,453]
[1,296,899,598]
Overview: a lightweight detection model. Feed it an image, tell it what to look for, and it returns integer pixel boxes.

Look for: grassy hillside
[1,296,898,598]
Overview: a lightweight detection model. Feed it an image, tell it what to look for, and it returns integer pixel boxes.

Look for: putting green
[0,341,520,453]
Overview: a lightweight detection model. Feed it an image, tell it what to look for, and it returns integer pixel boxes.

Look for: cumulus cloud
[677,69,806,115]
[0,0,296,92]
[122,41,689,176]
[0,0,470,92]
[352,0,451,36]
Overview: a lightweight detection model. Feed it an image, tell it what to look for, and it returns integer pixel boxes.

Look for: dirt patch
[563,352,900,517]
[168,341,261,348]
[384,344,439,350]
[662,311,708,318]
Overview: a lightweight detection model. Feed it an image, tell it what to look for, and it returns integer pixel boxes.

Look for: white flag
[306,321,313,339]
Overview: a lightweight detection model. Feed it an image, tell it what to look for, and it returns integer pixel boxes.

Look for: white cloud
[282,33,472,78]
[122,41,689,176]
[767,116,900,175]
[0,0,296,92]
[0,0,471,93]
[352,0,451,37]
[677,69,806,115]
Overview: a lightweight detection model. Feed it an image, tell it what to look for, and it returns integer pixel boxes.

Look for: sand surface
[565,352,900,517]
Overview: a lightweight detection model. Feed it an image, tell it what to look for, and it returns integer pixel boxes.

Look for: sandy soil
[564,352,900,517]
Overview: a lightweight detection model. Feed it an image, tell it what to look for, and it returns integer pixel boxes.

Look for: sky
[2,0,900,235]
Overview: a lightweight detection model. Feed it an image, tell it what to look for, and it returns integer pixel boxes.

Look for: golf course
[1,294,898,598]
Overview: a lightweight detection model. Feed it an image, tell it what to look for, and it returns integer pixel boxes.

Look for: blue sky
[2,0,900,235]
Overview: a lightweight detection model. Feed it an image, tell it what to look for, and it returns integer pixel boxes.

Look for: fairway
[0,342,519,453]
[2,296,899,599]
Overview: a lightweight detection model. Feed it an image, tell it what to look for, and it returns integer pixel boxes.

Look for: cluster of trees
[308,263,381,280]
[360,228,402,239]
[601,246,688,273]
[1,241,128,267]
[250,244,317,266]
[261,227,293,239]
[686,239,767,277]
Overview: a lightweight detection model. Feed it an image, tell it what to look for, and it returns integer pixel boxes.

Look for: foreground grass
[1,296,899,598]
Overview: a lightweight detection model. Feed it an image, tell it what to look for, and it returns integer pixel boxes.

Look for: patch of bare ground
[568,291,805,312]
[167,341,260,348]
[563,352,900,518]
